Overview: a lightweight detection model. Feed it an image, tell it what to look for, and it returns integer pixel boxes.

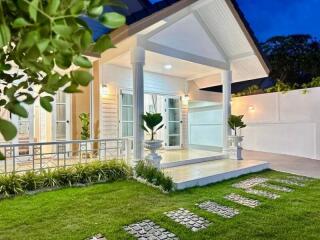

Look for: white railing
[0,138,132,174]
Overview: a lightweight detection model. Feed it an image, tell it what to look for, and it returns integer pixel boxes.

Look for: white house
[0,0,271,188]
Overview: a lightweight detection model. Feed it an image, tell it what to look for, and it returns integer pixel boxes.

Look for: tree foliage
[261,34,320,85]
[0,0,126,147]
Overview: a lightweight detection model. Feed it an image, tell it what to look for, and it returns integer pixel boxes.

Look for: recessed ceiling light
[164,64,172,70]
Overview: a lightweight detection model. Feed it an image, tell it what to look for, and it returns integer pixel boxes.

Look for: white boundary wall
[232,87,320,160]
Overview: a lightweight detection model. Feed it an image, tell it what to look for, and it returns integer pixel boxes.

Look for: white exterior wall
[188,105,223,148]
[232,88,320,160]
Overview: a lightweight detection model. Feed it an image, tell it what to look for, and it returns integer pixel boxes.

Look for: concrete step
[160,154,227,169]
[163,159,270,190]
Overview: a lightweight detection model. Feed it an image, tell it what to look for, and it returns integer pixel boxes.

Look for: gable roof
[85,0,270,75]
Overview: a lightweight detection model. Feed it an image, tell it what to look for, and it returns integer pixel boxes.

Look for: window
[121,93,134,137]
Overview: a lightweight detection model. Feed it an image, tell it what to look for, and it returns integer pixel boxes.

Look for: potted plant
[142,112,164,169]
[79,113,91,158]
[228,115,246,160]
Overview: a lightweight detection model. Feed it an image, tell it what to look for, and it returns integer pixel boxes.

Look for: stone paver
[196,201,239,218]
[225,193,261,208]
[245,188,280,200]
[164,208,211,232]
[287,176,312,182]
[232,177,269,189]
[259,183,293,192]
[273,179,305,187]
[124,220,178,240]
[87,234,106,240]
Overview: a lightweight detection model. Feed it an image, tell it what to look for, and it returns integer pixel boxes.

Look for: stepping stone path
[86,234,107,240]
[232,177,269,189]
[245,188,280,199]
[273,179,305,187]
[225,193,261,208]
[287,176,312,182]
[259,183,293,193]
[124,220,178,240]
[196,201,239,218]
[164,208,211,232]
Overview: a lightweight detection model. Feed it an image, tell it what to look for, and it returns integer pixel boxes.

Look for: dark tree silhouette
[261,35,320,85]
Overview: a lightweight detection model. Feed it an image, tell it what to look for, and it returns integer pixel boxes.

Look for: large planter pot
[228,136,244,160]
[228,136,243,148]
[144,140,163,169]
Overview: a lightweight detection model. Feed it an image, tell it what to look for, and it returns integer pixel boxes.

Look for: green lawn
[0,170,319,240]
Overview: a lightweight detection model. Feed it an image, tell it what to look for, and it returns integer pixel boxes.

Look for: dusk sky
[236,0,320,42]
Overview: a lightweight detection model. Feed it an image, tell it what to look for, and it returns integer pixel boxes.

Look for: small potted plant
[142,112,164,169]
[79,113,91,158]
[228,114,246,160]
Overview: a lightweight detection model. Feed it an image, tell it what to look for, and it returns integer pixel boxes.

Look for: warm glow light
[101,84,108,96]
[182,94,190,104]
[164,64,172,70]
[248,106,255,111]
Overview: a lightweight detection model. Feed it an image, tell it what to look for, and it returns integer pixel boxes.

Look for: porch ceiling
[101,0,269,86]
[107,50,221,80]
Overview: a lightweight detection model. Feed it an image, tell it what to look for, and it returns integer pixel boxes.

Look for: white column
[222,70,232,154]
[131,46,145,162]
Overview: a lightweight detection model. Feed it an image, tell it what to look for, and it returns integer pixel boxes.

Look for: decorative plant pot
[228,136,244,160]
[144,140,163,169]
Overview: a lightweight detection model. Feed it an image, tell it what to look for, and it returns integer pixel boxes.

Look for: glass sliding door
[166,97,182,148]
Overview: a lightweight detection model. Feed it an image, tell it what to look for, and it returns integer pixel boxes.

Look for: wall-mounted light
[101,84,108,96]
[163,64,172,70]
[182,94,190,104]
[248,106,255,111]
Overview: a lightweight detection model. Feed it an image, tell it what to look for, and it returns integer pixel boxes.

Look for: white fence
[0,138,131,174]
[232,87,320,160]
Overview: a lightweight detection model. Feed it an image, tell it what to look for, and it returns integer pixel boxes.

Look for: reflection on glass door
[166,97,182,148]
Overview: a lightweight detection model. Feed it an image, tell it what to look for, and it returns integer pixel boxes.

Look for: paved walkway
[243,150,320,178]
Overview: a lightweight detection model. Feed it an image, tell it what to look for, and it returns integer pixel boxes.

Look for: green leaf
[0,151,4,160]
[100,12,126,29]
[73,55,92,68]
[12,18,31,28]
[88,6,104,18]
[52,25,73,38]
[37,39,50,53]
[0,99,7,106]
[0,118,17,141]
[6,102,28,118]
[101,0,128,9]
[92,34,114,53]
[29,0,40,22]
[71,70,93,86]
[70,0,84,15]
[0,24,11,48]
[46,0,60,15]
[52,38,72,49]
[55,52,72,69]
[64,83,82,93]
[40,96,54,112]
[81,30,93,50]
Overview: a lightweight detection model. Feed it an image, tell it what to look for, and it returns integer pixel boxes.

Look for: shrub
[0,160,132,199]
[135,161,174,192]
[0,174,24,197]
